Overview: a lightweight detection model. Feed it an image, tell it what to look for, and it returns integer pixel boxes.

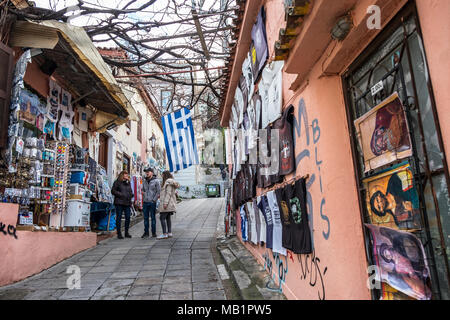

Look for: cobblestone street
[0,198,228,300]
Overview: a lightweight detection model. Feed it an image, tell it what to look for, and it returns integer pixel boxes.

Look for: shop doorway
[343,2,450,300]
[98,133,108,171]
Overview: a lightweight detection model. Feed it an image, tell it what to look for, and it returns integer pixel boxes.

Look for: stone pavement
[217,237,286,300]
[0,198,228,300]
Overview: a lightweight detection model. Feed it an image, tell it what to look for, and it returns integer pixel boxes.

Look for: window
[343,3,450,300]
[98,133,108,170]
[137,112,142,142]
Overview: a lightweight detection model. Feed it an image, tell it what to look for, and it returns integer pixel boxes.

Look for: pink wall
[415,0,450,169]
[235,0,449,300]
[0,204,97,287]
[234,0,371,300]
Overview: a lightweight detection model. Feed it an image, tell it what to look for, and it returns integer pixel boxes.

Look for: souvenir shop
[0,20,132,286]
[0,49,115,233]
[224,0,450,300]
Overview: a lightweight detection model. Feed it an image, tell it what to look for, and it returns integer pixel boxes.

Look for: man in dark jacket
[111,170,134,239]
[142,167,161,238]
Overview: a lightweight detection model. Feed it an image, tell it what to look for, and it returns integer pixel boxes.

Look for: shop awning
[9,20,138,129]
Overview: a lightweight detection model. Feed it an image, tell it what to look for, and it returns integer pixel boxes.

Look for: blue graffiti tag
[263,251,288,293]
[293,98,331,241]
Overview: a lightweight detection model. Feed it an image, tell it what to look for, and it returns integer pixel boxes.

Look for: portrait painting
[363,162,422,231]
[354,93,412,172]
[365,224,432,300]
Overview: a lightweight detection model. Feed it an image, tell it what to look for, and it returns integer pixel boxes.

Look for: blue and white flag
[162,107,199,172]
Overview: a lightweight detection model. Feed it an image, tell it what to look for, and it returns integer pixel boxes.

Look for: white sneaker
[167,233,173,238]
[156,234,168,240]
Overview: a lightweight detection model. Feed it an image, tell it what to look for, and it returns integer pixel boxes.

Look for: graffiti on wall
[293,98,331,244]
[297,250,328,300]
[292,98,329,300]
[0,222,18,239]
[263,250,288,293]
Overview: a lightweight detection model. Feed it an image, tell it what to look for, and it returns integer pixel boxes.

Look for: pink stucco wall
[0,204,97,287]
[233,0,371,300]
[234,0,449,300]
[415,0,450,170]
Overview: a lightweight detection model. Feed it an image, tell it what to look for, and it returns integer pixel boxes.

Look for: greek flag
[162,107,199,172]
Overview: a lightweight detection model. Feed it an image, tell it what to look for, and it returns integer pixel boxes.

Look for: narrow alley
[0,199,228,300]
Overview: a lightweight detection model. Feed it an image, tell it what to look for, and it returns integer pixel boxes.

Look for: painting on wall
[354,93,412,172]
[365,224,432,300]
[363,162,422,231]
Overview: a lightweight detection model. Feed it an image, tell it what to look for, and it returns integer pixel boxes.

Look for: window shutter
[137,112,142,142]
[0,42,14,148]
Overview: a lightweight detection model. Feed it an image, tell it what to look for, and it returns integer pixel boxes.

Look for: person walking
[142,167,160,238]
[112,170,134,239]
[157,171,180,240]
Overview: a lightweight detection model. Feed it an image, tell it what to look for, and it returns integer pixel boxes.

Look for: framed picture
[354,92,412,172]
[365,224,431,300]
[363,162,422,231]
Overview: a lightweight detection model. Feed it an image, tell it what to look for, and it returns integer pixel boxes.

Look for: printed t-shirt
[267,190,287,256]
[257,196,267,245]
[247,202,258,245]
[257,195,273,249]
[283,178,312,254]
[240,204,248,242]
[253,198,261,244]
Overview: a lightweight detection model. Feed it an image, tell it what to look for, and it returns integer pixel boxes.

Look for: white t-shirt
[242,53,255,103]
[234,86,244,127]
[267,190,287,256]
[247,201,258,245]
[257,196,267,245]
[260,61,284,129]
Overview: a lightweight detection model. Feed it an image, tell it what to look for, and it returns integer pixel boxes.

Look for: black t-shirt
[273,105,295,176]
[282,178,312,254]
[275,187,293,251]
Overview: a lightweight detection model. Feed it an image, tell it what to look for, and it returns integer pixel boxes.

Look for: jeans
[115,204,131,234]
[143,202,157,235]
[160,212,172,234]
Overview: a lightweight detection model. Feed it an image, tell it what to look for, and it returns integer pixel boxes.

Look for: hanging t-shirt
[251,6,269,81]
[240,204,248,242]
[239,75,249,115]
[267,190,287,256]
[273,104,295,176]
[253,198,261,245]
[247,201,258,245]
[276,187,293,251]
[260,61,284,129]
[283,178,312,254]
[257,196,267,245]
[247,97,257,151]
[234,86,244,127]
[258,195,273,249]
[242,52,255,103]
[257,127,274,188]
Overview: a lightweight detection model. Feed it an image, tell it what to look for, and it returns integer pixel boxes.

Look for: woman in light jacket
[157,171,180,239]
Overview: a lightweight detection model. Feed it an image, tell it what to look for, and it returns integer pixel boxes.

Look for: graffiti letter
[312,119,320,144]
[320,198,330,240]
[293,98,310,146]
[7,225,18,239]
[66,265,81,290]
[0,223,6,235]
[367,5,381,30]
